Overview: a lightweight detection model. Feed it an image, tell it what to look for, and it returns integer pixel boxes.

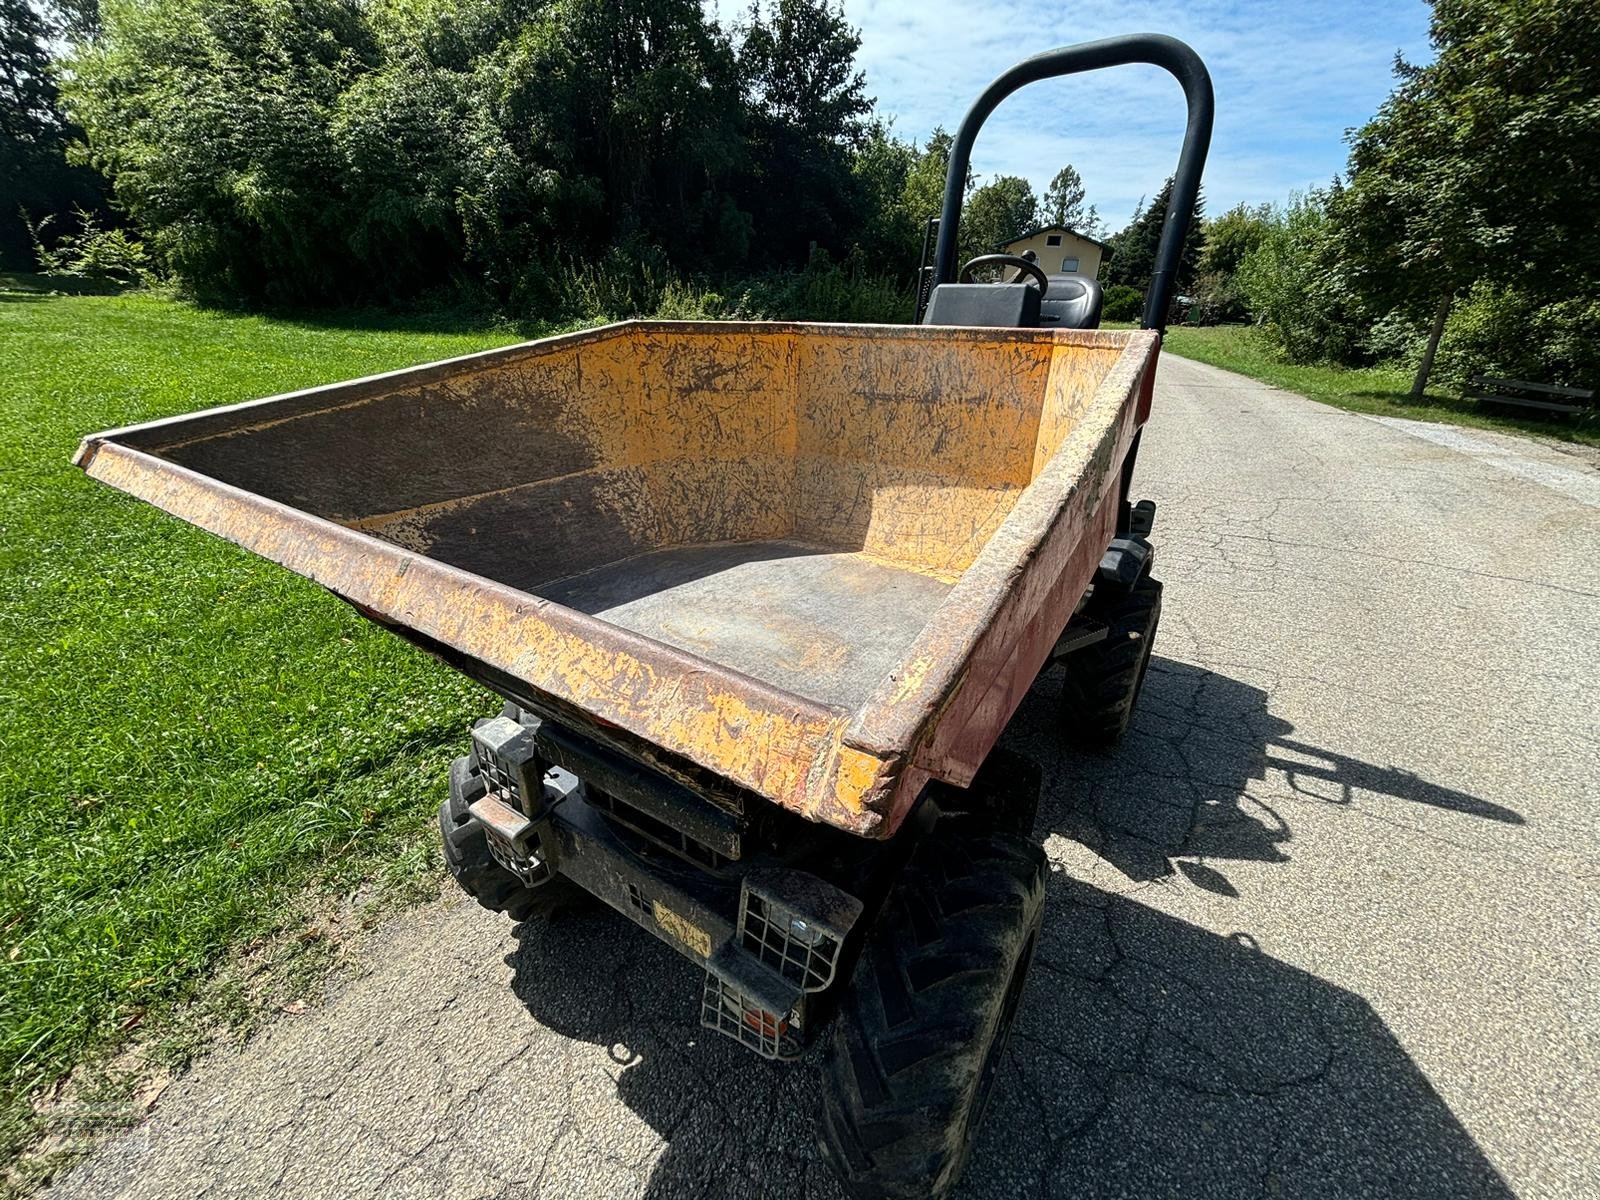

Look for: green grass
[1161,324,1599,447]
[0,285,526,1162]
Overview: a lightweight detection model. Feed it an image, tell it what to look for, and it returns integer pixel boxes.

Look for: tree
[1,0,107,268]
[1331,0,1600,396]
[1103,175,1204,298]
[1236,190,1368,360]
[1042,164,1085,228]
[51,0,899,306]
[960,174,1037,260]
[61,0,754,301]
[901,127,957,226]
[64,0,393,300]
[44,0,100,40]
[847,121,917,273]
[1191,201,1274,322]
[843,125,967,279]
[736,0,872,263]
[738,0,869,142]
[1,0,58,146]
[1199,202,1273,280]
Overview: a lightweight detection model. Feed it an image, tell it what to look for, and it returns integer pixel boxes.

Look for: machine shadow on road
[1014,655,1523,890]
[504,876,1513,1199]
[503,658,1520,1199]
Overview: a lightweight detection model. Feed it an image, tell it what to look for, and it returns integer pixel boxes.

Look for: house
[1000,225,1107,279]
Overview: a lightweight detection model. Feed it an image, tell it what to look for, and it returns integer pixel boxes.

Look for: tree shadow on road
[503,658,1521,1198]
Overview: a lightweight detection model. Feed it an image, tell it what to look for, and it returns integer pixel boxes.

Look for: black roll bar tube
[932,34,1214,334]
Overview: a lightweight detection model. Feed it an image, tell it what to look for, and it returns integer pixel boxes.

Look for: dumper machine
[78,34,1212,1198]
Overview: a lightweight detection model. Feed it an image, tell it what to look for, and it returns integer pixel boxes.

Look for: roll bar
[932,34,1214,333]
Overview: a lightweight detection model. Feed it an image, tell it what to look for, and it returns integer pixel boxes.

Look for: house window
[1046,234,1062,246]
[1061,257,1079,273]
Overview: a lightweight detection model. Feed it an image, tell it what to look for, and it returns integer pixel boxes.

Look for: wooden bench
[1465,376,1594,418]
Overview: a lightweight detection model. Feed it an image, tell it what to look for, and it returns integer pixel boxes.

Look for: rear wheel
[439,752,587,921]
[819,817,1047,1199]
[928,746,1041,839]
[1060,573,1162,748]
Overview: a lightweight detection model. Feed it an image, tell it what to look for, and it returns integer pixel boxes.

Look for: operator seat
[921,269,1104,331]
[1038,274,1104,330]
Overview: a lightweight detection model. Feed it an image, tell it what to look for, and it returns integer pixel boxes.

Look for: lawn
[0,283,522,1163]
[1161,324,1599,447]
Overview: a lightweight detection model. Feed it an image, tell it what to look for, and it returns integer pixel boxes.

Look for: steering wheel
[959,254,1049,295]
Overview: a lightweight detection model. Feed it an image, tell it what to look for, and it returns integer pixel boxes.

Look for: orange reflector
[741,1008,789,1039]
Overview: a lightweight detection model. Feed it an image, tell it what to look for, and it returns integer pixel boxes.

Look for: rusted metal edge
[625,320,1135,347]
[843,330,1161,828]
[71,321,1130,464]
[76,439,894,833]
[71,323,630,463]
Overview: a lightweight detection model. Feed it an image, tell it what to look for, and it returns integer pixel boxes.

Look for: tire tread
[820,822,1046,1199]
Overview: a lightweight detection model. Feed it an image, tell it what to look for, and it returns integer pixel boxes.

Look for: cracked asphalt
[50,355,1599,1200]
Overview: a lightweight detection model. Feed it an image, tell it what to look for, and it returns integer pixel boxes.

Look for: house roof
[1001,224,1110,251]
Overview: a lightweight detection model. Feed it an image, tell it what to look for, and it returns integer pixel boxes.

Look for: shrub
[1101,284,1141,323]
[1183,271,1241,326]
[728,249,912,324]
[520,244,908,325]
[1362,309,1426,367]
[58,0,746,305]
[57,0,897,311]
[537,243,681,321]
[1434,282,1600,394]
[26,208,154,286]
[1235,190,1369,364]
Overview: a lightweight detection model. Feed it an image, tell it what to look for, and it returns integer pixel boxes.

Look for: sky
[745,0,1437,229]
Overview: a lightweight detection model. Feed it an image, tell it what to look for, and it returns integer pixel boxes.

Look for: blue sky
[742,0,1437,228]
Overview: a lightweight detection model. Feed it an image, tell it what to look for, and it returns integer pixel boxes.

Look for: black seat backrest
[920,283,1042,328]
[1038,274,1104,330]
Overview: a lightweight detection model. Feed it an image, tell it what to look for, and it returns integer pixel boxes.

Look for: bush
[1102,284,1141,323]
[1362,310,1426,367]
[520,244,908,325]
[727,249,912,324]
[56,0,904,312]
[26,208,154,286]
[1235,190,1369,364]
[58,0,753,305]
[1434,282,1600,394]
[1183,271,1241,326]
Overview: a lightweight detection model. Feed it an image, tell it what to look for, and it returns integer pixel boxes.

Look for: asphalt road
[51,355,1600,1200]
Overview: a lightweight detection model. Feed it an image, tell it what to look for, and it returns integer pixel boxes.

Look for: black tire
[438,753,587,921]
[1060,573,1162,748]
[929,747,1042,840]
[820,818,1047,1200]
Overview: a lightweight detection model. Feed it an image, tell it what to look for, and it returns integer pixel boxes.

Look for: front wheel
[439,752,588,921]
[1060,573,1162,748]
[819,816,1047,1199]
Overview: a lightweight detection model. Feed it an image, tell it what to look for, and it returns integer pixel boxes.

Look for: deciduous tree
[1332,0,1600,395]
[960,175,1037,260]
[737,0,871,263]
[1042,164,1085,229]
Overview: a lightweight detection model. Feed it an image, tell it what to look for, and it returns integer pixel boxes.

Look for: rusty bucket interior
[78,321,1158,834]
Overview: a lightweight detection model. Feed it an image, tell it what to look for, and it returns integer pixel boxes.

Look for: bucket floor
[539,540,952,711]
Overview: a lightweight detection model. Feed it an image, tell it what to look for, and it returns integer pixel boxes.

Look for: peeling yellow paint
[828,744,891,817]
